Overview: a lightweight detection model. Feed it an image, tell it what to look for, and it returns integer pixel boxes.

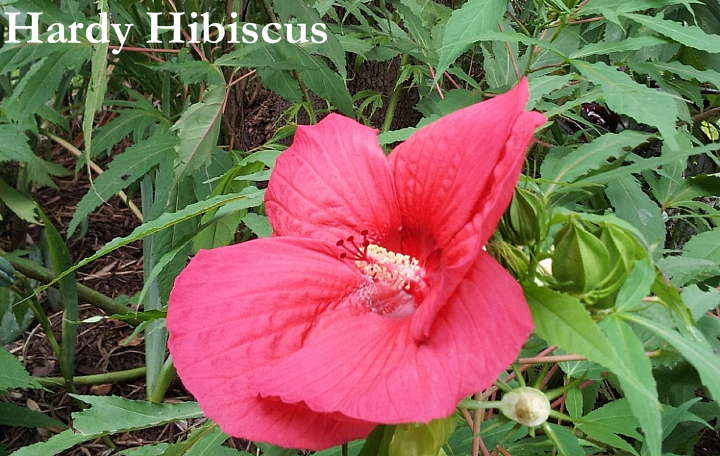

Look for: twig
[519,350,661,365]
[44,132,144,223]
[693,106,720,122]
[427,65,445,99]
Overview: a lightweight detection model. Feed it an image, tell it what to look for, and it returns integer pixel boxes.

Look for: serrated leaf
[621,313,720,402]
[600,318,662,456]
[82,0,110,161]
[10,396,202,456]
[543,423,584,456]
[623,13,720,54]
[573,60,681,148]
[436,0,507,77]
[525,285,663,455]
[542,131,650,194]
[528,74,573,110]
[172,85,226,182]
[68,133,177,236]
[0,125,68,188]
[0,177,38,223]
[388,416,456,456]
[273,0,346,79]
[0,402,66,428]
[0,347,40,391]
[683,228,720,264]
[29,190,264,300]
[605,175,665,252]
[682,285,720,322]
[569,36,668,59]
[615,259,656,311]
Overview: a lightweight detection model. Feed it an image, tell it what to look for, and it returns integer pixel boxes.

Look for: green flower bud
[552,218,612,294]
[500,387,551,427]
[500,188,548,246]
[0,257,15,288]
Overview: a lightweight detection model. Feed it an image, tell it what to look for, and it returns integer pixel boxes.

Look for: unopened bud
[499,387,550,427]
[552,218,611,294]
[499,188,548,246]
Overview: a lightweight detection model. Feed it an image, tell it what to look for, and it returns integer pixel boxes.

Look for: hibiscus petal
[252,251,532,424]
[390,78,546,250]
[167,237,376,450]
[266,114,400,246]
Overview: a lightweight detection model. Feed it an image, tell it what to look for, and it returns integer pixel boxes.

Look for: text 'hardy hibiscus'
[167,79,546,450]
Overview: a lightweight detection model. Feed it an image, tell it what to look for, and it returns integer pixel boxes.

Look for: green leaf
[542,131,650,194]
[37,207,79,386]
[0,177,39,223]
[543,423,584,456]
[527,74,573,110]
[600,317,662,456]
[241,213,272,238]
[171,85,226,182]
[623,13,720,54]
[2,46,90,123]
[605,176,665,252]
[620,313,720,401]
[682,285,720,322]
[68,133,177,236]
[0,347,40,391]
[273,0,346,79]
[388,416,456,456]
[569,36,668,59]
[573,60,681,148]
[71,395,202,434]
[0,125,68,188]
[10,396,202,456]
[82,0,110,161]
[644,61,720,90]
[28,190,264,301]
[436,0,507,77]
[683,228,720,265]
[525,285,663,455]
[576,399,640,455]
[0,402,65,428]
[615,259,656,311]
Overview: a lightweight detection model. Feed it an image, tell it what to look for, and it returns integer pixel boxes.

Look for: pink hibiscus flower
[167,79,546,450]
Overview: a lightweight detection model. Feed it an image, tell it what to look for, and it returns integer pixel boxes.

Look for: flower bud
[552,218,611,294]
[499,387,551,427]
[499,188,548,246]
[0,257,15,288]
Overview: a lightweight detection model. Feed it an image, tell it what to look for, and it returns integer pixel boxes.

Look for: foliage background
[1,0,720,455]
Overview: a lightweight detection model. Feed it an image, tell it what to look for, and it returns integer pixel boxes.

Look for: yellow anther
[354,244,423,292]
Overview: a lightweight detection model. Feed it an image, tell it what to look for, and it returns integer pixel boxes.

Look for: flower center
[337,232,426,318]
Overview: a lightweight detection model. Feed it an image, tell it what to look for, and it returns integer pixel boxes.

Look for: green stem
[381,54,409,132]
[458,399,503,410]
[37,366,147,387]
[4,254,135,318]
[294,71,317,124]
[149,356,176,403]
[25,295,62,359]
[342,443,349,456]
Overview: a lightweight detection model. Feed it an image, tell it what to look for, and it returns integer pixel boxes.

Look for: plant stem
[37,367,147,387]
[26,296,63,359]
[149,356,176,403]
[342,443,349,456]
[294,71,317,124]
[458,399,503,410]
[382,54,409,132]
[3,254,135,319]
